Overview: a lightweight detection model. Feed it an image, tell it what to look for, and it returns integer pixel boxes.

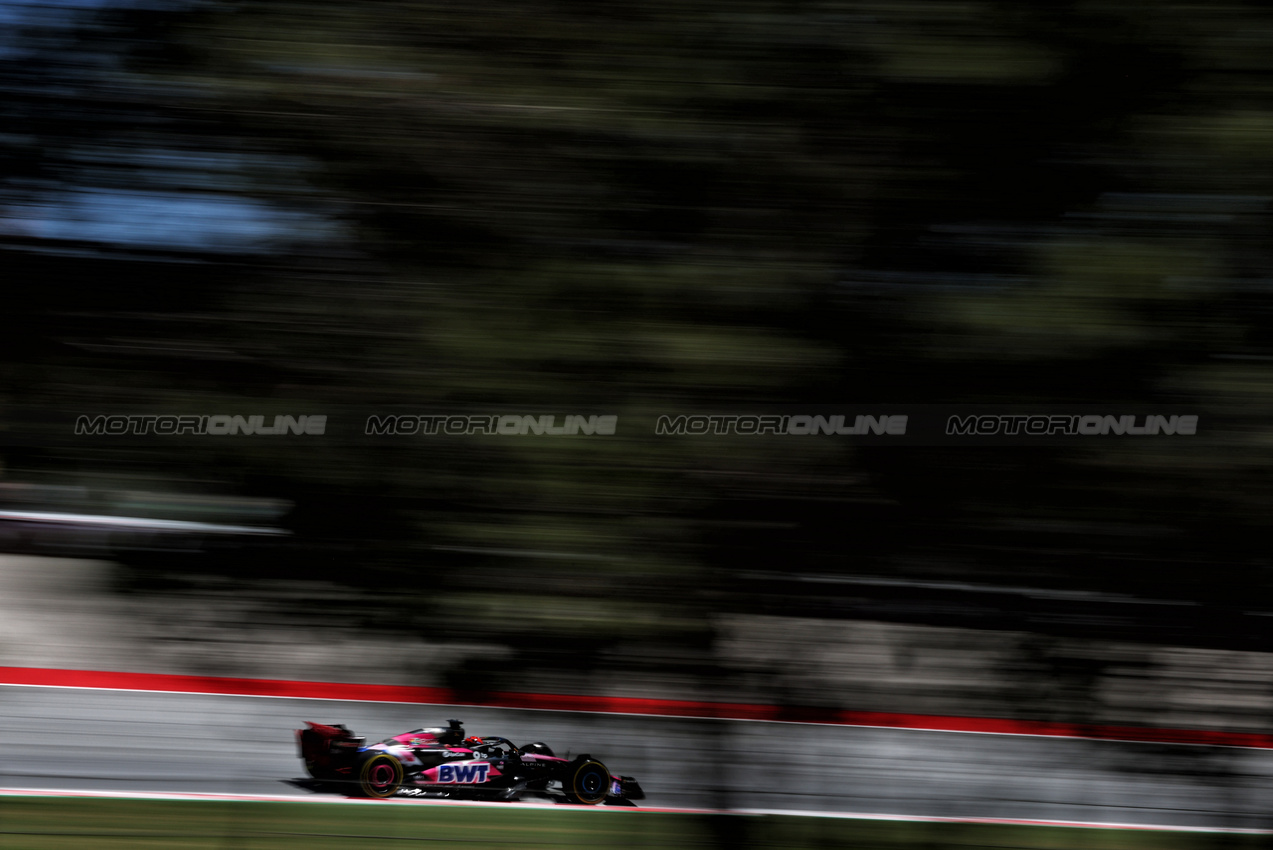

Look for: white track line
[0,787,702,813]
[735,808,1273,835]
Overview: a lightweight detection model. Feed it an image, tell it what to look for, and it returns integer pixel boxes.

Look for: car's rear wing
[297,721,365,772]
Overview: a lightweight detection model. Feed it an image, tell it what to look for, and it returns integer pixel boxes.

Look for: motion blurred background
[3,0,1273,737]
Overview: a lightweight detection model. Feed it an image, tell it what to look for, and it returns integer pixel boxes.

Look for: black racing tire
[356,752,405,799]
[563,758,611,805]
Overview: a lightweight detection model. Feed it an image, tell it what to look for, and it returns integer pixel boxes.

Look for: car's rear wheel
[563,758,611,805]
[357,753,404,798]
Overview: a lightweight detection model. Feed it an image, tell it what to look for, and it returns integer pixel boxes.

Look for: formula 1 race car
[296,718,644,805]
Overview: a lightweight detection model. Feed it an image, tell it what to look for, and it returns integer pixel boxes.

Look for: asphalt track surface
[4,684,1273,831]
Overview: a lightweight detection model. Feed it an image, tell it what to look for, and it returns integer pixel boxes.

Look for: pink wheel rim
[369,762,395,789]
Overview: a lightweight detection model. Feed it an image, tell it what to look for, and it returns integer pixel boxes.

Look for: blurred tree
[5,0,1273,690]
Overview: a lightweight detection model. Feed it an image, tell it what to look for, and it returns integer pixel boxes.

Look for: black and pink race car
[296,718,644,804]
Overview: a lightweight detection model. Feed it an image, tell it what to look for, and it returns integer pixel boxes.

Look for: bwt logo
[75,415,328,436]
[437,763,491,784]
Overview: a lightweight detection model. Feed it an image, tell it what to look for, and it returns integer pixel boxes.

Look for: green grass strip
[0,797,1268,850]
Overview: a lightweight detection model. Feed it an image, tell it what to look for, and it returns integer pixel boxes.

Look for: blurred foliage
[5,0,1273,684]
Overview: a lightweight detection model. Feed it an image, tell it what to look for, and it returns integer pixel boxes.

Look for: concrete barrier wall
[6,554,1273,737]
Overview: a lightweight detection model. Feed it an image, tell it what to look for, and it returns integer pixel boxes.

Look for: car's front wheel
[563,757,611,805]
[356,753,404,798]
